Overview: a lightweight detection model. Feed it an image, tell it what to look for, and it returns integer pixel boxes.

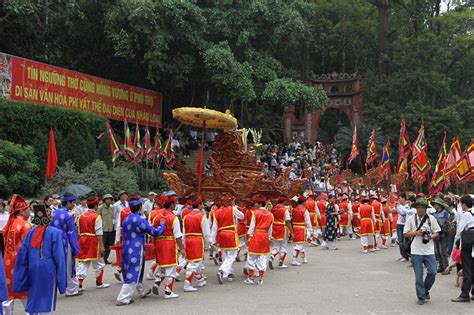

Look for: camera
[422,230,430,244]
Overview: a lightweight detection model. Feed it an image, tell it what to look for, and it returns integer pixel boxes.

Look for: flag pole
[198,120,206,194]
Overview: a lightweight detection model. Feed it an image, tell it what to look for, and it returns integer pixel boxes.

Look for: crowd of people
[0,181,473,312]
[259,140,341,187]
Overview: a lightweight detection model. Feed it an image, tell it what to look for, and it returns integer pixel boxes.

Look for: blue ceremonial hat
[129,198,143,207]
[61,194,76,202]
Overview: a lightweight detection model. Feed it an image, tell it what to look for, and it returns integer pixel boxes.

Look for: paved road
[35,239,474,314]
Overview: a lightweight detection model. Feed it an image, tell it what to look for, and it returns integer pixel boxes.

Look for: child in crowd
[443,240,463,287]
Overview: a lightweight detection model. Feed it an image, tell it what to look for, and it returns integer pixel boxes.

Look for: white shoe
[291,260,301,266]
[369,248,376,252]
[227,275,234,282]
[302,258,308,264]
[216,271,224,284]
[244,278,255,285]
[268,256,274,270]
[183,285,198,292]
[375,247,381,251]
[310,241,319,247]
[164,292,179,299]
[116,299,134,306]
[96,283,110,289]
[363,249,368,254]
[78,286,85,292]
[174,273,182,281]
[350,237,356,240]
[114,271,122,282]
[278,264,288,269]
[146,272,155,280]
[256,279,263,285]
[152,282,160,295]
[197,279,206,287]
[140,288,152,298]
[381,245,388,249]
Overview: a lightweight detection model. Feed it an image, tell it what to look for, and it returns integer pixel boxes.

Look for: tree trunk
[373,0,390,78]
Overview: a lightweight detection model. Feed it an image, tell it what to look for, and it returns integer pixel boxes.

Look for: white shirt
[112,200,128,226]
[0,212,9,231]
[455,208,474,241]
[403,214,441,256]
[142,199,155,214]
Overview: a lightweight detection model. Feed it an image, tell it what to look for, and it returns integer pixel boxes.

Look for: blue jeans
[396,224,407,258]
[411,254,437,300]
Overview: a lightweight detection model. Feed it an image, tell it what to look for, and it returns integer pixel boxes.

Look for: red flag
[429,131,447,195]
[348,124,360,164]
[366,128,378,165]
[411,124,431,185]
[45,127,58,180]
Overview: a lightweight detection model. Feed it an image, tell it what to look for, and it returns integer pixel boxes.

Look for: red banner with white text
[0,52,161,126]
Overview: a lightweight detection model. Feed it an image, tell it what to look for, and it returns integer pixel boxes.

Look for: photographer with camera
[403,197,441,305]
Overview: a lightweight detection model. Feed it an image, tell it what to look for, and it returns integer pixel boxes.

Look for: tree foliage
[0,140,39,197]
[0,0,472,169]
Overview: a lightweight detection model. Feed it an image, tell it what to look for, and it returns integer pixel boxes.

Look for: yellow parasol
[172,107,237,131]
[172,107,238,193]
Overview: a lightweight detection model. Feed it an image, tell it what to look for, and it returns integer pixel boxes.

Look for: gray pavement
[37,239,474,314]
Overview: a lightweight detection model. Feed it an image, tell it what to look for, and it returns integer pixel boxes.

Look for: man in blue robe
[50,193,81,297]
[13,203,67,314]
[0,255,8,315]
[116,197,165,306]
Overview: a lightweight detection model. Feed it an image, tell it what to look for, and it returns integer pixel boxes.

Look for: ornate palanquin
[163,130,306,202]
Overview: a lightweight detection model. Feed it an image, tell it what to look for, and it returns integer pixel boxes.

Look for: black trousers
[460,243,474,298]
[103,230,115,262]
[0,236,4,257]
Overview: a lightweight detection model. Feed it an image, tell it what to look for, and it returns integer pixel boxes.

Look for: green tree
[41,161,80,197]
[0,141,39,197]
[78,160,113,196]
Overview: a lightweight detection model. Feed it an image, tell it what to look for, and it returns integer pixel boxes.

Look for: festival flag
[107,122,122,166]
[381,139,391,173]
[366,128,378,165]
[45,128,58,180]
[162,129,176,168]
[133,122,142,161]
[123,120,135,160]
[397,117,411,174]
[348,124,360,164]
[411,124,431,184]
[153,128,162,162]
[398,117,411,158]
[455,139,474,183]
[144,126,153,160]
[429,131,447,195]
[445,137,462,178]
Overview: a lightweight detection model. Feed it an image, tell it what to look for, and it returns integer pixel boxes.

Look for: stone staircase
[178,149,212,171]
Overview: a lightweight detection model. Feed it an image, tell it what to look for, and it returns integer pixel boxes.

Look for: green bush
[0,140,40,197]
[109,164,140,196]
[41,161,81,196]
[78,160,113,196]
[0,98,110,176]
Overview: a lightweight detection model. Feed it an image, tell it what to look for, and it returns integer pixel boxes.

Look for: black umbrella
[63,184,92,197]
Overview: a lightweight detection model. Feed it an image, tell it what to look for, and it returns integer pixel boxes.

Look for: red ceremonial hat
[86,195,100,207]
[253,194,267,203]
[298,195,307,203]
[341,194,349,200]
[361,194,370,202]
[381,197,388,203]
[317,193,327,200]
[278,194,288,202]
[370,194,379,200]
[9,194,28,213]
[416,192,425,198]
[354,195,361,201]
[187,195,203,207]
